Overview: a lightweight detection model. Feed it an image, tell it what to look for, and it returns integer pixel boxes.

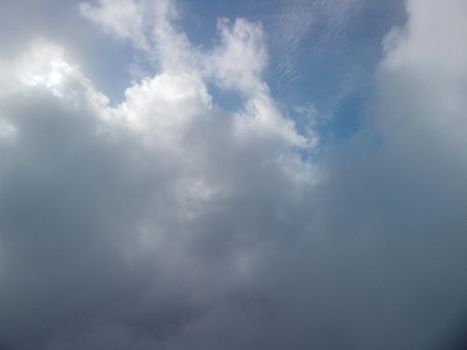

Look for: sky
[0,0,467,349]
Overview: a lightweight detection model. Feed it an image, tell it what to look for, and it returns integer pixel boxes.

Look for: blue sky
[0,0,405,146]
[1,1,467,349]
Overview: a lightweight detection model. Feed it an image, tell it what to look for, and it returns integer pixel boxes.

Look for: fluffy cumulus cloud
[0,0,467,349]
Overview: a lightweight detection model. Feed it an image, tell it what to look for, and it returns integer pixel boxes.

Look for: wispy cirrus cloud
[266,0,366,86]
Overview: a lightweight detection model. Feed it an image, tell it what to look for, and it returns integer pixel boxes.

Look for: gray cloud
[1,0,467,349]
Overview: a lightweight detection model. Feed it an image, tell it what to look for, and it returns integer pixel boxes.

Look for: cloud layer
[1,0,467,349]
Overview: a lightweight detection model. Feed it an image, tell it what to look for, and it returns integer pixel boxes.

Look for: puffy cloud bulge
[0,0,467,349]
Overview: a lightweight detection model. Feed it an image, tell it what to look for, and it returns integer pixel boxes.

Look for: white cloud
[207,18,268,94]
[0,39,304,346]
[1,1,467,349]
[0,2,317,347]
[79,0,312,149]
[377,0,467,163]
[80,0,151,49]
[117,73,212,143]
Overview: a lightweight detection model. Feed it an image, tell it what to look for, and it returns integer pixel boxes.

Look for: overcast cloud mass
[0,0,467,349]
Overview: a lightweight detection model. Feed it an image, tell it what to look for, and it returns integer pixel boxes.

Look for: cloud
[1,0,467,349]
[267,0,367,86]
[0,2,314,349]
[80,0,152,50]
